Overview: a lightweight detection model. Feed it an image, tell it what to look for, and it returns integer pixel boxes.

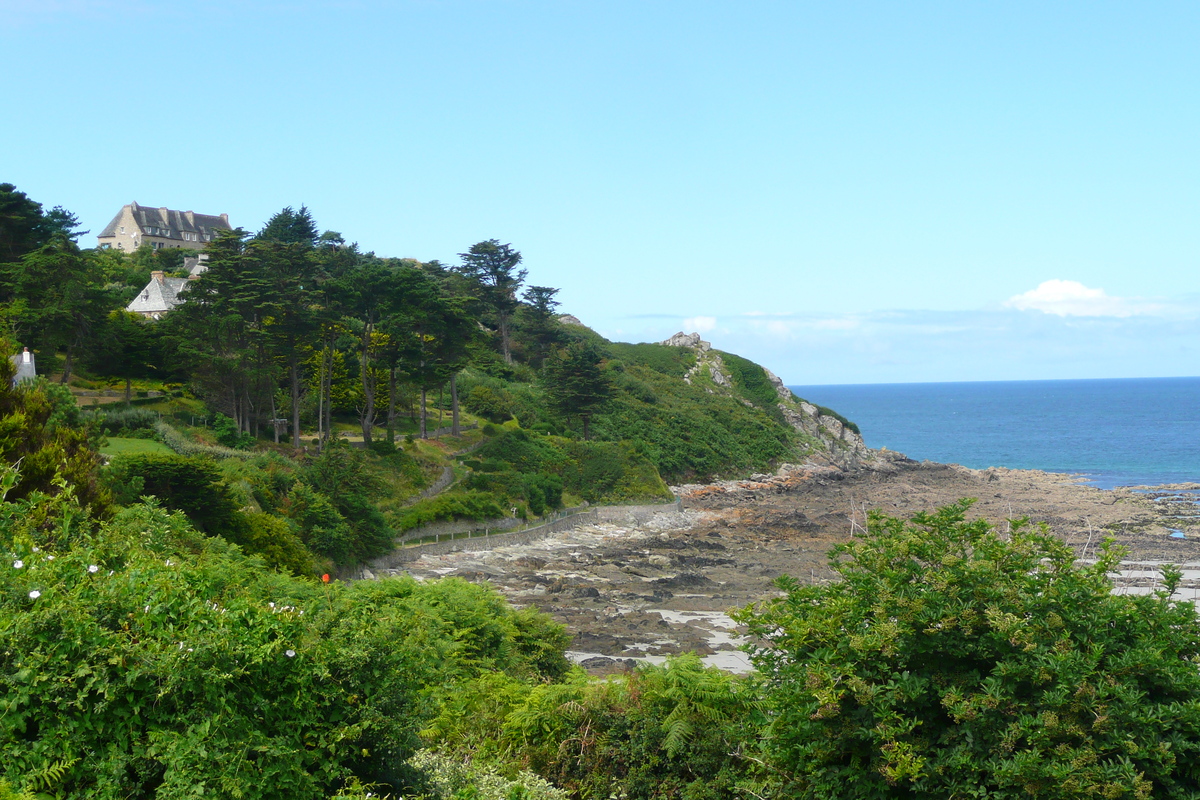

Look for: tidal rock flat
[392,456,1200,673]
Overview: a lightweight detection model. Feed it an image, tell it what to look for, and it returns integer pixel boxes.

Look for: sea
[788,377,1200,490]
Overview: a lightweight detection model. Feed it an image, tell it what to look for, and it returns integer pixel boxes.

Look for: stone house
[126,257,209,320]
[9,348,36,386]
[97,202,231,253]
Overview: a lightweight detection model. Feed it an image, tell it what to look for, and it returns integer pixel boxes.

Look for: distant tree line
[0,185,612,447]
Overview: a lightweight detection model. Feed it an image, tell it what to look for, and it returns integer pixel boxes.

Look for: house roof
[99,202,231,240]
[126,274,191,315]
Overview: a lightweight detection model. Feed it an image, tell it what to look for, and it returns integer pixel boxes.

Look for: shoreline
[387,455,1200,673]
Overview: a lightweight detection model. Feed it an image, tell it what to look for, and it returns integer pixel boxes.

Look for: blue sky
[5,1,1200,384]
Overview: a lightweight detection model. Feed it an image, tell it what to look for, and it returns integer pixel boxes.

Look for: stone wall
[365,510,601,571]
[417,466,456,500]
[360,498,683,573]
[396,513,525,544]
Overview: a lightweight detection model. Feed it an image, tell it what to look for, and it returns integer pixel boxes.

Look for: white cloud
[1005,279,1159,317]
[682,315,717,333]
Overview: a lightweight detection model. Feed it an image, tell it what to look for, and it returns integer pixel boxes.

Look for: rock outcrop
[661,332,873,471]
[663,332,735,390]
[762,366,872,469]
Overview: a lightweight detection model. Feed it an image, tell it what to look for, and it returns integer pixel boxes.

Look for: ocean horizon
[788,376,1200,489]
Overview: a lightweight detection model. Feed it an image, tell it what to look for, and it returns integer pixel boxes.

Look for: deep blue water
[788,377,1200,489]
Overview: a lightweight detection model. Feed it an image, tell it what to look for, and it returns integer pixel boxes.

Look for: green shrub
[105,453,241,536]
[212,413,255,450]
[814,404,860,435]
[463,383,515,423]
[0,500,424,798]
[408,750,567,800]
[226,511,315,576]
[396,490,508,531]
[302,442,393,561]
[280,481,354,564]
[427,656,764,800]
[0,366,108,514]
[106,454,312,574]
[153,421,252,460]
[718,351,780,410]
[606,342,696,378]
[737,501,1200,798]
[368,439,396,455]
[81,406,159,435]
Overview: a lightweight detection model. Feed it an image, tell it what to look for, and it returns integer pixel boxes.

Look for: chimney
[151,270,165,283]
[220,213,229,226]
[185,210,195,226]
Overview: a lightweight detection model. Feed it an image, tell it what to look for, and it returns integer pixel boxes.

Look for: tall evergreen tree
[256,205,318,246]
[165,230,275,434]
[456,240,526,364]
[0,183,54,264]
[542,340,614,440]
[1,236,110,382]
[519,284,563,367]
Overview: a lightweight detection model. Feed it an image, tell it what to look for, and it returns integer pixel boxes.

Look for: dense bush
[605,342,696,378]
[0,357,107,513]
[738,501,1200,798]
[472,428,670,504]
[395,490,509,532]
[591,374,793,482]
[0,475,573,799]
[425,656,766,800]
[302,442,392,561]
[717,350,786,426]
[105,453,242,535]
[280,480,355,564]
[105,453,313,575]
[80,405,159,435]
[0,497,417,798]
[212,412,255,449]
[465,469,564,516]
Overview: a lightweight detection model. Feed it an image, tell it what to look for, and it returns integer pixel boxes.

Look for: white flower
[285,649,296,658]
[164,559,172,567]
[45,555,54,561]
[144,605,150,613]
[31,547,39,552]
[28,590,40,599]
[87,565,99,574]
[13,560,22,569]
[268,602,275,608]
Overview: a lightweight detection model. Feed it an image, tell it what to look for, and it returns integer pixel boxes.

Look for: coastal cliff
[660,331,872,470]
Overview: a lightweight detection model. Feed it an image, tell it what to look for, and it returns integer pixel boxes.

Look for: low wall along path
[360,498,683,575]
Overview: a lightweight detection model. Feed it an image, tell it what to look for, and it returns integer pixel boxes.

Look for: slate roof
[126,274,192,316]
[183,256,209,277]
[99,202,231,241]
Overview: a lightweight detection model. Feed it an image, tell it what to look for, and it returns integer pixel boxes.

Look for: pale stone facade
[97,202,231,253]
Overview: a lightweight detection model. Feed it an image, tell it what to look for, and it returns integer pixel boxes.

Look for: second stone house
[126,257,209,320]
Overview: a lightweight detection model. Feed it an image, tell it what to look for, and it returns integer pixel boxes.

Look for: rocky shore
[394,453,1200,673]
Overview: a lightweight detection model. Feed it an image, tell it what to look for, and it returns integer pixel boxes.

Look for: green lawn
[100,438,174,457]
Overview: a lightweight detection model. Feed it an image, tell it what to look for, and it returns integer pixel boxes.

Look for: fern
[29,756,78,791]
